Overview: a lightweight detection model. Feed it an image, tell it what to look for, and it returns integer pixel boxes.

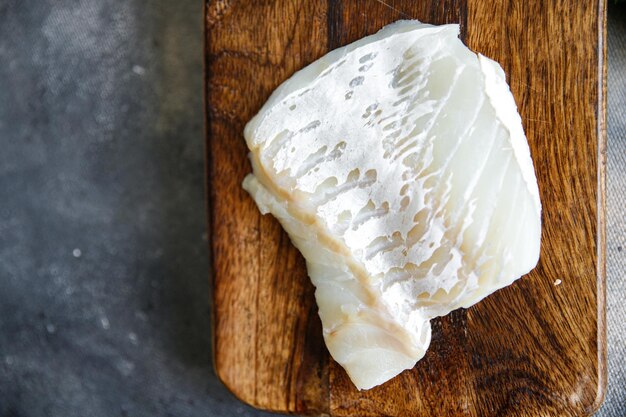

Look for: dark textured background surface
[0,1,623,416]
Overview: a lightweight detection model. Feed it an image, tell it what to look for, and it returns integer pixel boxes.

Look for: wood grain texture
[205,1,607,416]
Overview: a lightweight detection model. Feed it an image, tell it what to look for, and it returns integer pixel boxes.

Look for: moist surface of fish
[243,20,541,390]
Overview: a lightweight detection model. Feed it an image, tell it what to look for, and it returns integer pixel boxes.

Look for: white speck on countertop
[554,279,562,286]
[134,311,148,321]
[116,359,135,376]
[132,65,145,75]
[72,248,82,258]
[128,332,138,345]
[100,317,110,330]
[46,323,56,333]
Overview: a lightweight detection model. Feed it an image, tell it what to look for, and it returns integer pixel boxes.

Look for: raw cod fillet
[242,20,541,390]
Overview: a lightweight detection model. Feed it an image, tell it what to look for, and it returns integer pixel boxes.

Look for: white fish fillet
[242,20,541,390]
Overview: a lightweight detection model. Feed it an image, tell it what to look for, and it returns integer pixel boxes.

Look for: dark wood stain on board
[205,1,606,416]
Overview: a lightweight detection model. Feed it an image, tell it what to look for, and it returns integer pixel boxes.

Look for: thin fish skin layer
[242,20,541,390]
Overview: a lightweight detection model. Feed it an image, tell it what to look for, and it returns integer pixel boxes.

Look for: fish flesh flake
[242,20,541,390]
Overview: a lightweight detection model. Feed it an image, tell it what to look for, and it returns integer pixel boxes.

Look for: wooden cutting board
[205,1,607,416]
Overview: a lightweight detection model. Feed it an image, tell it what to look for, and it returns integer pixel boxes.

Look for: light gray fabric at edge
[596,6,626,417]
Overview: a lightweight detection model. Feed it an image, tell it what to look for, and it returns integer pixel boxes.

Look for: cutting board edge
[589,0,608,414]
[202,2,320,414]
